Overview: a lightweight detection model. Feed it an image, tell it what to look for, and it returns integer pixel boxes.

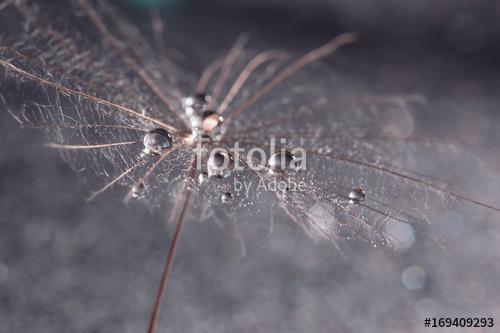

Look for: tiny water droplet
[207,149,234,178]
[348,187,366,204]
[132,182,146,199]
[221,192,233,204]
[143,128,173,155]
[198,172,208,185]
[267,151,298,174]
[141,106,152,116]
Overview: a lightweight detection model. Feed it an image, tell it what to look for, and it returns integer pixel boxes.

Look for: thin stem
[307,150,500,212]
[0,58,182,134]
[224,32,358,125]
[78,0,189,130]
[217,50,285,114]
[196,57,224,93]
[209,33,249,107]
[150,8,180,92]
[147,154,196,333]
[45,141,137,150]
[87,157,151,202]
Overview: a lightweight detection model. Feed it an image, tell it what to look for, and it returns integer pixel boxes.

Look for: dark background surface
[1,0,500,332]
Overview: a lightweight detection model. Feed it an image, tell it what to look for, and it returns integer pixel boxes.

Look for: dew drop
[348,188,366,204]
[143,128,173,155]
[201,110,224,135]
[132,182,146,199]
[267,151,298,174]
[198,172,208,185]
[207,149,234,178]
[221,192,233,204]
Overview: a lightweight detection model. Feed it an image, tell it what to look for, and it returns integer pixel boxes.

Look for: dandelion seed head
[0,0,497,258]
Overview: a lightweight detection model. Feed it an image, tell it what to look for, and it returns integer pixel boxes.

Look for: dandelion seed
[1,1,500,333]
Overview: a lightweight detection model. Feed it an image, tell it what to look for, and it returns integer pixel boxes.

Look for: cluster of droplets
[181,94,224,140]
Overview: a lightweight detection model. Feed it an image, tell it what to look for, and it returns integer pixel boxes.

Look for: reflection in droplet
[267,151,298,174]
[143,128,173,155]
[207,149,234,178]
[402,265,426,290]
[348,188,366,204]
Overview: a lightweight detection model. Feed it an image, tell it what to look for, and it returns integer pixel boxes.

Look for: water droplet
[348,188,366,204]
[267,151,298,174]
[143,128,173,155]
[221,192,233,204]
[201,110,224,135]
[132,182,146,199]
[181,93,211,115]
[207,149,234,178]
[198,172,208,185]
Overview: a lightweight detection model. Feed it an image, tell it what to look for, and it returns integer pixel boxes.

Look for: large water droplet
[207,149,234,178]
[267,151,298,174]
[348,188,366,204]
[132,182,146,199]
[143,128,173,155]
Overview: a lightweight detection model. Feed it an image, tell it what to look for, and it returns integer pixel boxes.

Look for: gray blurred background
[1,0,500,332]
